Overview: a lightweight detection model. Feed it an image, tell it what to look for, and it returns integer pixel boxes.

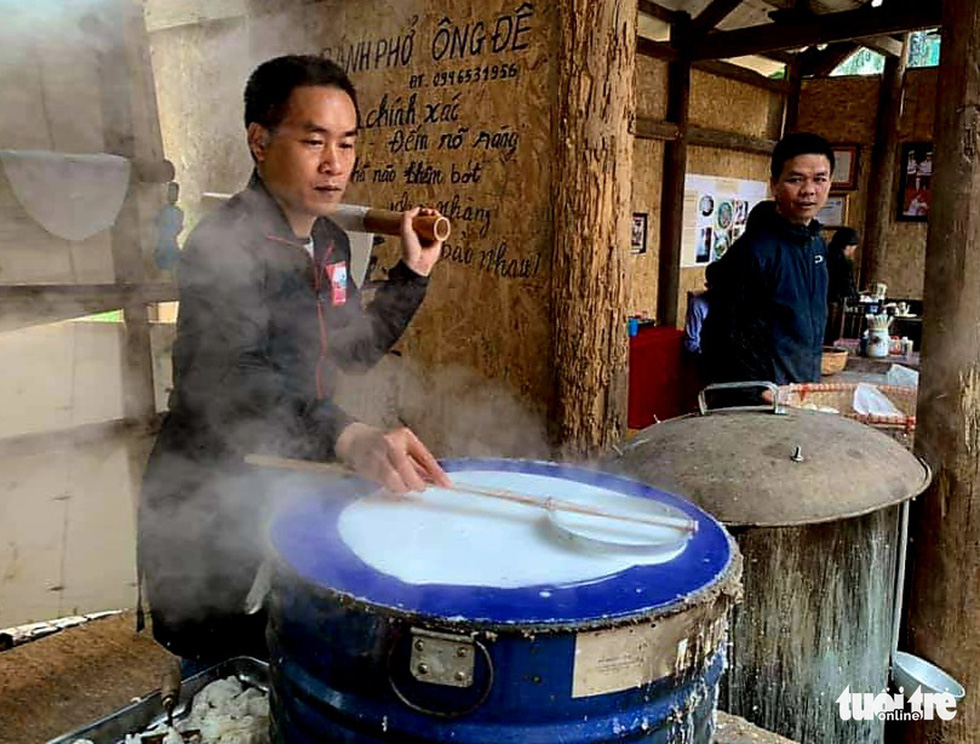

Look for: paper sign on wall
[681,175,769,268]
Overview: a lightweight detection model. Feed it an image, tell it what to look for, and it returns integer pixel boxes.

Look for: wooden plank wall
[798,68,937,299]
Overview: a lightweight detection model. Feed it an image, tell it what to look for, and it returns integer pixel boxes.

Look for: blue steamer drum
[266,459,740,743]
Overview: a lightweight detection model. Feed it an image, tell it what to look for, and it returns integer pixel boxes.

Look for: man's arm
[329,206,443,371]
[328,260,429,371]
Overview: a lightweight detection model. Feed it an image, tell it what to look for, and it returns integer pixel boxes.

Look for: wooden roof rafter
[689,1,940,61]
[689,0,745,39]
[638,0,678,24]
[801,41,858,76]
[861,34,903,57]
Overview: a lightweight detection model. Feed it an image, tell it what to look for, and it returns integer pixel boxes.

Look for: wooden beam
[637,36,677,61]
[688,126,776,155]
[905,3,980,742]
[0,282,179,334]
[143,0,247,33]
[801,42,860,77]
[633,116,776,156]
[638,0,676,24]
[97,1,160,425]
[690,0,743,38]
[693,59,792,94]
[782,56,802,135]
[657,17,691,329]
[0,282,177,303]
[859,34,904,58]
[638,39,793,94]
[762,49,798,65]
[862,37,909,286]
[0,416,161,459]
[633,117,680,141]
[689,2,942,61]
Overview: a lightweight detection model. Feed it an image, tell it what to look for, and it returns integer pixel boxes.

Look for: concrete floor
[0,612,796,744]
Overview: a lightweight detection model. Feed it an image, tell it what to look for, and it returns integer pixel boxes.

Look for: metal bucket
[265,459,740,743]
[604,384,932,744]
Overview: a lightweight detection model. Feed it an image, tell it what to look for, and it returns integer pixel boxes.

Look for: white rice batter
[338,470,691,589]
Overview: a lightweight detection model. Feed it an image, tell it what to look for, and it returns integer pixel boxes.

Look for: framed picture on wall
[818,194,848,227]
[831,145,859,190]
[897,142,933,222]
[631,213,648,254]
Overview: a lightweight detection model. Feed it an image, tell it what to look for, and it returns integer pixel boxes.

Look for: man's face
[771,154,832,225]
[248,85,357,236]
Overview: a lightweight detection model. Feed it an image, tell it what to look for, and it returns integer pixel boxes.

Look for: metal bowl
[892,651,965,699]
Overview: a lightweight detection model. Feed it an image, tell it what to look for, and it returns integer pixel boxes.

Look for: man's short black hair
[771,132,834,181]
[244,55,358,130]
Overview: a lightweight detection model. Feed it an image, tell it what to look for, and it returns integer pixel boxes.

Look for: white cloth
[0,150,131,241]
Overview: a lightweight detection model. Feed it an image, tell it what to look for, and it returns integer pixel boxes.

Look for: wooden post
[903,3,980,742]
[861,36,909,288]
[781,57,802,136]
[551,0,635,457]
[95,2,158,422]
[656,15,690,328]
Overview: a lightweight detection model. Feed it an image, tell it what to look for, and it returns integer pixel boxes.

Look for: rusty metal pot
[604,382,931,744]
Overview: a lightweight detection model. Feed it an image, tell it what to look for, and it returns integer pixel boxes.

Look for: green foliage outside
[831,30,940,77]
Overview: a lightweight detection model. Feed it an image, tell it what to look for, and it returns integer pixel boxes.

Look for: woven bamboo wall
[798,68,938,299]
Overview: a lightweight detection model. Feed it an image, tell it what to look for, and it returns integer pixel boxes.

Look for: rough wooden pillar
[903,4,980,742]
[862,36,909,288]
[656,15,690,329]
[551,0,635,457]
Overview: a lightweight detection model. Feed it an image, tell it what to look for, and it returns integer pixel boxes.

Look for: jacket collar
[747,200,823,242]
[240,171,342,254]
[240,171,311,248]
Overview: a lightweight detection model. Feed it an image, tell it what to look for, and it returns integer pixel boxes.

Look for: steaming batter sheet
[338,470,690,588]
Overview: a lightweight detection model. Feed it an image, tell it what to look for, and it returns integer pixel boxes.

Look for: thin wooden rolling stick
[244,454,698,533]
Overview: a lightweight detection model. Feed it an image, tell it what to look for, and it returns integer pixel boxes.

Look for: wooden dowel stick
[244,454,697,533]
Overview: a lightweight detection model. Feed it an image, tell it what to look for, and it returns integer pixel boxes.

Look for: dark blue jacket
[702,201,828,385]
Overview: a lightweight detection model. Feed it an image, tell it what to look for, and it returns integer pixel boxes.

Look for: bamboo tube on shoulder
[331,204,451,243]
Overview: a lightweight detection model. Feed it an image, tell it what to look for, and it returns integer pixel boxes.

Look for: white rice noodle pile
[71,675,270,744]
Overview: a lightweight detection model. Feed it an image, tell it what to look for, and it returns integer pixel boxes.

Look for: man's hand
[335,422,451,493]
[401,206,445,277]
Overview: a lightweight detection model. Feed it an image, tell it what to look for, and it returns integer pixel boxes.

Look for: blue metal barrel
[265,459,739,743]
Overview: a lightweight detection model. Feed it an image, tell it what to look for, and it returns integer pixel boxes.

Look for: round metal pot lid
[605,397,931,528]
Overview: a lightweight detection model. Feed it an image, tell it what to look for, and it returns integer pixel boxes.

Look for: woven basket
[820,347,849,376]
[778,382,917,448]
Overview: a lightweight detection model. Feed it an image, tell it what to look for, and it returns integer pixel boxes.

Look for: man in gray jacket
[140,55,449,664]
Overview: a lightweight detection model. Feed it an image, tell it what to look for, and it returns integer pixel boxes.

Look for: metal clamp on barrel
[697,381,784,416]
[388,627,494,718]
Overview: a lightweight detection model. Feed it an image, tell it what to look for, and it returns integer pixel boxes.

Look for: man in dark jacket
[701,133,832,386]
[139,55,450,664]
